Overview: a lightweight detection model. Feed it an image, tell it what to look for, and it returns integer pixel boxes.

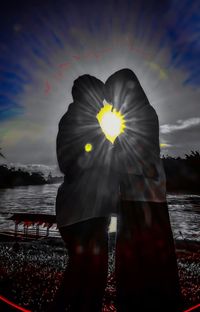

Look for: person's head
[72,74,105,114]
[104,68,150,113]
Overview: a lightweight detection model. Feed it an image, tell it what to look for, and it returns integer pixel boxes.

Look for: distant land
[0,163,63,188]
[0,151,200,192]
[163,151,200,193]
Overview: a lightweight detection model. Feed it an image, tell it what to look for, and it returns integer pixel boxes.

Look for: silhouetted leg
[47,217,110,312]
[115,201,183,312]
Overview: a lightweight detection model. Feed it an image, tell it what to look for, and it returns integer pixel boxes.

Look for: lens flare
[96,101,126,143]
[85,143,93,152]
[160,143,168,148]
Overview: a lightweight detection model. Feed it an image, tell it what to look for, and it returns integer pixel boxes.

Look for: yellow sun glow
[96,102,126,143]
[160,143,168,148]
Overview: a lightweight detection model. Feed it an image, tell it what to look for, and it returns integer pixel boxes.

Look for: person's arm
[112,105,160,178]
[56,103,105,178]
[56,103,83,176]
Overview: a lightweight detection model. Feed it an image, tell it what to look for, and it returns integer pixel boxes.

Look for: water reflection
[0,185,199,241]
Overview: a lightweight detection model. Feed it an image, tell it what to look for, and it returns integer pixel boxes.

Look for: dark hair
[72,74,105,113]
[104,68,149,111]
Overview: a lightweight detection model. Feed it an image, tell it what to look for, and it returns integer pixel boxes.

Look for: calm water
[0,183,199,241]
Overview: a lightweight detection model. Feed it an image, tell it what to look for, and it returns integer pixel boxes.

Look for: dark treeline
[0,165,46,188]
[162,151,200,192]
[0,151,199,191]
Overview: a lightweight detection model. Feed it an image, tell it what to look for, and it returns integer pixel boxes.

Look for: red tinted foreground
[0,295,199,312]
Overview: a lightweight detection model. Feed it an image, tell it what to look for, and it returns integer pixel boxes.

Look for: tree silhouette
[185,150,200,161]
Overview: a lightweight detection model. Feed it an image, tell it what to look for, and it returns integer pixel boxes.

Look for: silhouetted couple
[48,69,183,312]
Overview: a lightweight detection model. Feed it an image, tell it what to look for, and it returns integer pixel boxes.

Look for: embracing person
[48,69,183,312]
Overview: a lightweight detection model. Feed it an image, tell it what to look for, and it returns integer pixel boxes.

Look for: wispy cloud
[160,118,200,134]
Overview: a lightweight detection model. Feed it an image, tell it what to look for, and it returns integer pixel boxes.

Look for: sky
[0,0,200,169]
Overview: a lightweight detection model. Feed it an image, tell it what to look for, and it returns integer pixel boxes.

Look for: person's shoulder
[146,103,157,114]
[145,104,159,121]
[58,103,74,126]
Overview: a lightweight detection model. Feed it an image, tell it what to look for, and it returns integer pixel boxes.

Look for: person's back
[56,74,119,229]
[48,74,119,312]
[104,68,183,312]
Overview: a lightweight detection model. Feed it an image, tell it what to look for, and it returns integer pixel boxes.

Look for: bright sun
[96,101,126,143]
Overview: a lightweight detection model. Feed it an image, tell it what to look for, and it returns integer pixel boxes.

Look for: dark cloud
[0,0,200,164]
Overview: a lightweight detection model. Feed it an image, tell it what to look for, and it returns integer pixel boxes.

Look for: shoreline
[0,231,199,253]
